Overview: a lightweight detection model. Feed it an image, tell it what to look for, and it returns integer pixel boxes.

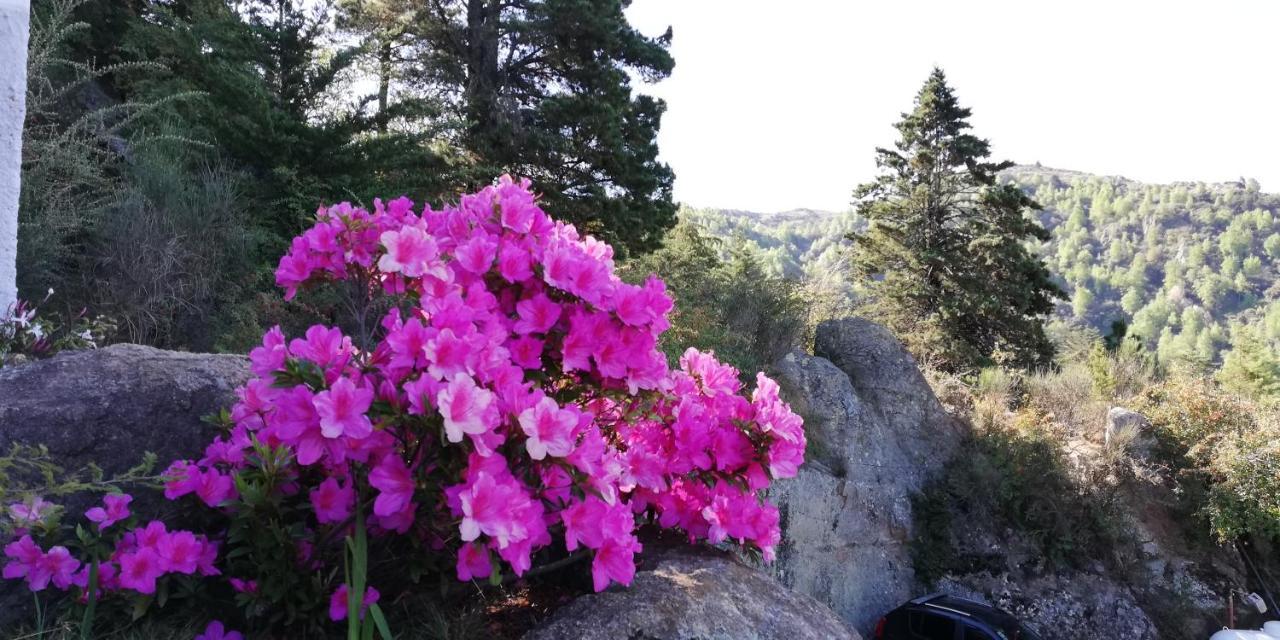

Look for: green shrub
[621,221,806,379]
[1141,378,1280,541]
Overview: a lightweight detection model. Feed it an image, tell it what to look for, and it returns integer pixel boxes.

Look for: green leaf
[369,604,393,640]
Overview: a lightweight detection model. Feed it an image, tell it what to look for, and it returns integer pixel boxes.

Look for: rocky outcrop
[938,572,1159,640]
[523,546,860,640]
[768,317,965,635]
[0,343,249,478]
[0,344,248,630]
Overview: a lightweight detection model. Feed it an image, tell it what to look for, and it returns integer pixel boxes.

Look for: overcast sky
[623,0,1280,213]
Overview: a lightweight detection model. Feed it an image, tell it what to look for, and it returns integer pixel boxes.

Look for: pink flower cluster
[2,494,217,597]
[161,177,805,593]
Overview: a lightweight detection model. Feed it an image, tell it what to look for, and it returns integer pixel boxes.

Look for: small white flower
[27,324,44,340]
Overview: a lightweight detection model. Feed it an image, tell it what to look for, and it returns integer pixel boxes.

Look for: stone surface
[0,344,248,630]
[0,344,248,478]
[767,317,966,635]
[522,545,860,640]
[939,572,1159,640]
[1104,407,1152,453]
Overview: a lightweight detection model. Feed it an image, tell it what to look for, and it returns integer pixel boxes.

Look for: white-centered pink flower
[437,374,495,443]
[518,397,577,460]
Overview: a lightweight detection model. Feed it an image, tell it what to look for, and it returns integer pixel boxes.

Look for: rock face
[939,572,1159,640]
[768,317,965,635]
[523,546,861,640]
[0,343,248,478]
[0,344,248,630]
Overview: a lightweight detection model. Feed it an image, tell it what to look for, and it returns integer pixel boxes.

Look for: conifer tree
[413,0,676,256]
[1218,323,1280,400]
[850,68,1065,371]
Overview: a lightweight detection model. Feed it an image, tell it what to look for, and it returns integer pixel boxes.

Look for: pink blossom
[313,377,374,439]
[437,374,496,443]
[455,542,492,581]
[329,584,380,621]
[194,468,237,508]
[195,621,244,640]
[458,471,532,549]
[85,493,132,530]
[42,546,81,590]
[455,233,498,274]
[513,294,561,334]
[157,530,202,575]
[3,536,48,589]
[518,397,577,460]
[378,226,446,279]
[368,455,414,518]
[118,547,165,594]
[592,536,641,592]
[310,477,355,524]
[8,497,55,527]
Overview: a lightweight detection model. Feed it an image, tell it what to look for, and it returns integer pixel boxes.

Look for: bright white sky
[624,0,1280,213]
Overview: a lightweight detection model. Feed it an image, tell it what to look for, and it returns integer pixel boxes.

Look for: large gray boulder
[523,546,860,640]
[768,317,965,635]
[0,344,248,630]
[0,344,248,478]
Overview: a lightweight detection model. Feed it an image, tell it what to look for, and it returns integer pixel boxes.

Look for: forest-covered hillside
[685,165,1280,368]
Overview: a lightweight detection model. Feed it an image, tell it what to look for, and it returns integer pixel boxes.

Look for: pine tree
[850,68,1065,371]
[413,0,677,256]
[1218,323,1280,400]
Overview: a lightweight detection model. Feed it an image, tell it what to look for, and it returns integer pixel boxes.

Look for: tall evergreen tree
[850,68,1065,371]
[413,0,676,256]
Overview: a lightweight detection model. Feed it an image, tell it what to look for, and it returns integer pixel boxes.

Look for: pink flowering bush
[2,177,805,635]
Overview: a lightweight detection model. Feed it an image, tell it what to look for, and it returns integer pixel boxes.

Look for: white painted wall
[0,0,29,315]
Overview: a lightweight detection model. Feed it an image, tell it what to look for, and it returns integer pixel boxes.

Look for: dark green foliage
[414,0,678,256]
[1217,323,1280,400]
[850,69,1065,372]
[914,412,1130,577]
[620,221,806,379]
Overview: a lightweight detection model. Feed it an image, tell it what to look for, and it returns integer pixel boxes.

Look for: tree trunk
[376,38,391,134]
[464,0,502,156]
[0,0,29,315]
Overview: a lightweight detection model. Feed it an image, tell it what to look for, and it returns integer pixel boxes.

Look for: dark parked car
[874,594,1043,640]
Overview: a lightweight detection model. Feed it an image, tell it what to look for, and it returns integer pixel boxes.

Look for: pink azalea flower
[455,542,491,581]
[195,620,244,640]
[310,477,355,524]
[454,233,498,274]
[3,536,47,588]
[157,530,202,575]
[513,294,561,334]
[591,536,641,592]
[508,335,544,370]
[458,471,532,549]
[378,226,446,279]
[85,493,132,530]
[8,497,55,527]
[424,328,476,381]
[329,584,380,621]
[42,546,81,590]
[437,374,495,443]
[194,468,237,508]
[118,547,165,594]
[369,455,414,518]
[518,397,577,460]
[313,377,374,440]
[497,240,533,282]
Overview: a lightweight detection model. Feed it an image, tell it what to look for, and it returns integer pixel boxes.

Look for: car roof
[907,594,1025,631]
